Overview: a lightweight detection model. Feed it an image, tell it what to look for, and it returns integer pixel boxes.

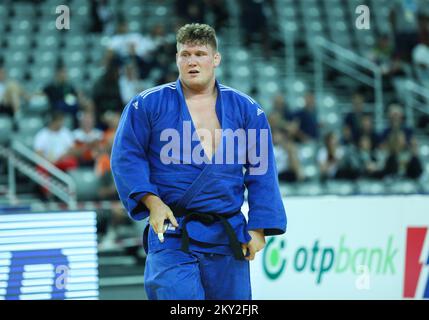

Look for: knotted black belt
[171,206,245,260]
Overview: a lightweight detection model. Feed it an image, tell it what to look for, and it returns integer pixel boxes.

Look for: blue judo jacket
[111,78,287,255]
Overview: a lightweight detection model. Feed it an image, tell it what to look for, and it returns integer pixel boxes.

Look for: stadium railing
[313,36,384,131]
[0,141,77,209]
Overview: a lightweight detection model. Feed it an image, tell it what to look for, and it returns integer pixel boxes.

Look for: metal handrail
[404,80,429,101]
[313,36,384,131]
[4,141,77,209]
[12,140,75,186]
[402,79,429,127]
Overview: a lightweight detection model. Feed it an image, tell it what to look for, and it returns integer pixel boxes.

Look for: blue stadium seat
[17,116,45,136]
[325,181,355,195]
[11,132,34,148]
[357,180,386,195]
[68,169,100,201]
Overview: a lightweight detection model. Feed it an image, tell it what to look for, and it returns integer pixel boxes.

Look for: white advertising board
[248,196,429,300]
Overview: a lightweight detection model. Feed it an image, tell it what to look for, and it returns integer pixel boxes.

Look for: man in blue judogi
[111,23,287,300]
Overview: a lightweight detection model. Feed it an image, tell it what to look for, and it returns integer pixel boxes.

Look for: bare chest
[186,98,221,159]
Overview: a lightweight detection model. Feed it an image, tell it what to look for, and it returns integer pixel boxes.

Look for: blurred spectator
[417,113,429,136]
[106,18,158,65]
[268,94,299,138]
[95,108,134,251]
[379,104,414,145]
[157,68,179,85]
[412,37,429,88]
[119,62,144,105]
[318,132,343,180]
[73,111,104,167]
[144,24,177,79]
[293,92,319,142]
[95,111,120,180]
[389,0,421,62]
[176,0,206,25]
[0,62,27,121]
[368,34,407,91]
[205,0,229,32]
[89,0,115,35]
[107,23,171,80]
[368,34,395,74]
[92,61,122,126]
[238,0,281,58]
[100,111,120,147]
[318,132,360,181]
[341,124,354,147]
[343,93,365,144]
[43,62,92,128]
[270,93,294,121]
[33,111,78,171]
[359,114,380,149]
[382,131,423,179]
[239,0,269,53]
[356,135,385,179]
[271,126,304,183]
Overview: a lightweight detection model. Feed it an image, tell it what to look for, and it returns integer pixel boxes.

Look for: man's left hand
[242,229,265,261]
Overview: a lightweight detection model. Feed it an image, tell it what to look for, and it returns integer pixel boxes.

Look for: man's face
[362,116,373,132]
[389,107,403,128]
[51,118,64,131]
[81,113,94,131]
[352,94,364,112]
[273,94,285,111]
[304,94,315,111]
[176,42,221,90]
[56,69,67,83]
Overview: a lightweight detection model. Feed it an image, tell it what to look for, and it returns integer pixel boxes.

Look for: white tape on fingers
[158,232,164,242]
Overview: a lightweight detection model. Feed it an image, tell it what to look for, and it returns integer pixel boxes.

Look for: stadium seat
[11,132,34,148]
[17,116,45,136]
[68,169,100,201]
[27,95,50,114]
[298,143,317,164]
[4,50,28,69]
[357,180,386,195]
[303,164,319,180]
[419,143,429,159]
[295,181,323,196]
[29,66,55,87]
[325,181,355,195]
[7,67,24,81]
[387,180,419,194]
[5,34,31,51]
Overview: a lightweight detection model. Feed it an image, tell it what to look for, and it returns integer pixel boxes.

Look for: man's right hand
[142,194,179,239]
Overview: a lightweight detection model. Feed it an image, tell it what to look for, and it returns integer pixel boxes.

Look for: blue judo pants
[144,249,252,300]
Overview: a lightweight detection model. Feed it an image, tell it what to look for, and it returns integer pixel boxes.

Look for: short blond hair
[176,23,218,51]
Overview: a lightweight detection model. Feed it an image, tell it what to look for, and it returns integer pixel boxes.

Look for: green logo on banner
[263,238,286,280]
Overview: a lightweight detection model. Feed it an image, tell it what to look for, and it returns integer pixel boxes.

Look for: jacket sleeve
[243,103,287,235]
[110,95,159,221]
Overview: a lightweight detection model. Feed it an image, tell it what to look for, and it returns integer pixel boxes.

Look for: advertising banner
[248,196,429,299]
[0,211,99,300]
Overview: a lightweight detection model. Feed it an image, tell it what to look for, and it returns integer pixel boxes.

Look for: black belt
[171,206,245,260]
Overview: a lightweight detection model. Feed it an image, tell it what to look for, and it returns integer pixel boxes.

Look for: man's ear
[214,52,221,68]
